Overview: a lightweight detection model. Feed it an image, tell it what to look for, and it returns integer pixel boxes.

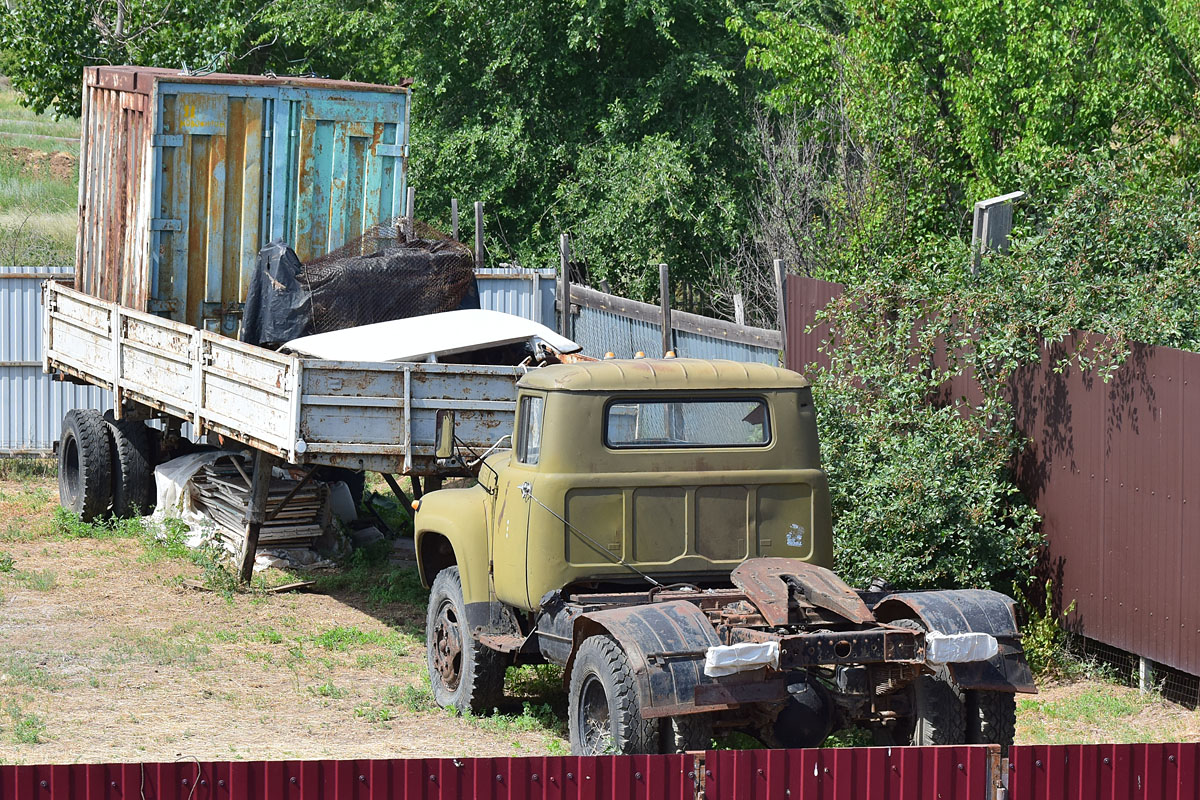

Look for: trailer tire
[568,635,659,755]
[104,412,155,518]
[967,690,1016,755]
[426,566,507,715]
[58,409,112,522]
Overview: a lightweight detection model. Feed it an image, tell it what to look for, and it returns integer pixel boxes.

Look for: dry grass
[0,470,565,765]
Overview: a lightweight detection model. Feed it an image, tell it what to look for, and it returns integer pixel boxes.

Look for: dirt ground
[7,147,75,180]
[2,469,1198,765]
[0,473,563,765]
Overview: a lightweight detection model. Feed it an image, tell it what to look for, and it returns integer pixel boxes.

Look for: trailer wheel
[58,409,112,522]
[967,690,1016,755]
[426,566,506,714]
[568,635,659,755]
[104,412,155,517]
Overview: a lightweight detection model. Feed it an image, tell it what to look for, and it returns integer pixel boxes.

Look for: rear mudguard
[874,589,1037,693]
[565,600,730,719]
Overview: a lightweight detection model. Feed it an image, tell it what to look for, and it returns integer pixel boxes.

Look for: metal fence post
[773,259,787,365]
[559,233,572,340]
[660,263,672,356]
[474,201,484,269]
[451,198,459,242]
[405,187,416,240]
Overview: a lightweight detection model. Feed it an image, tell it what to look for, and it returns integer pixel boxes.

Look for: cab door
[490,392,546,609]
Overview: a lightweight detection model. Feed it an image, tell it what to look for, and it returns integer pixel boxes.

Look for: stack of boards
[191,458,331,550]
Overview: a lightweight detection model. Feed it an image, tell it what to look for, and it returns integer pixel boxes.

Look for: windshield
[604,398,770,449]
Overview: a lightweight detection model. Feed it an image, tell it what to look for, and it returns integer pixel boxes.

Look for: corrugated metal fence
[5,745,1197,799]
[0,746,999,800]
[784,274,1200,681]
[476,268,783,364]
[0,267,110,455]
[569,284,781,363]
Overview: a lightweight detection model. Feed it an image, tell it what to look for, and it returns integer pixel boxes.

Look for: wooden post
[733,293,745,326]
[558,233,572,340]
[238,450,276,585]
[451,199,460,241]
[405,186,416,240]
[474,202,484,268]
[773,259,787,365]
[659,263,672,357]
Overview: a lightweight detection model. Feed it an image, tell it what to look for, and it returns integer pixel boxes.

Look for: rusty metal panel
[783,275,843,374]
[1009,743,1200,799]
[703,745,995,799]
[77,66,410,334]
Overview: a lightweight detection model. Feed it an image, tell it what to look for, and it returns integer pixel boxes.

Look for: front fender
[566,600,726,719]
[414,484,492,607]
[874,589,1037,693]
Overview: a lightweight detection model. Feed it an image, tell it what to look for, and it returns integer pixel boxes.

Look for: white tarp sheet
[283,309,581,362]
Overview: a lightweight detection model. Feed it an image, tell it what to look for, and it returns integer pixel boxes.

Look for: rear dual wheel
[58,410,155,521]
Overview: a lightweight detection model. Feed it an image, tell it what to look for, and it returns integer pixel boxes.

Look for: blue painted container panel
[78,67,410,334]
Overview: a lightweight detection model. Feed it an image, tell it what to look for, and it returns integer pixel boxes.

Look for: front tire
[425,566,506,714]
[568,635,659,755]
[58,409,112,522]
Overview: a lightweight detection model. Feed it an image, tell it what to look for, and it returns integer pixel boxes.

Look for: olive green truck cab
[414,358,1035,755]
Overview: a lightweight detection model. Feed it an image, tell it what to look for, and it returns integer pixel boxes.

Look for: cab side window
[516,395,545,465]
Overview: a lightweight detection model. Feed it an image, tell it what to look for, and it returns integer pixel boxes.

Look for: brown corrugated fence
[785,275,1200,679]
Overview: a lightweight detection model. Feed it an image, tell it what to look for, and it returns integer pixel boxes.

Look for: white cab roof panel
[283,309,581,362]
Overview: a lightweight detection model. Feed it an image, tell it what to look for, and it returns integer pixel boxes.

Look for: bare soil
[0,475,560,765]
[7,147,76,180]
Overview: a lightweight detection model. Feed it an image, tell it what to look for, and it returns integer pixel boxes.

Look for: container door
[275,89,410,263]
[154,86,274,332]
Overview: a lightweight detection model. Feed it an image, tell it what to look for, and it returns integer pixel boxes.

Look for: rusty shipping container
[77,66,411,334]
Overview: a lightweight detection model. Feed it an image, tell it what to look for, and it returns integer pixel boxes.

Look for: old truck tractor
[413,358,1035,755]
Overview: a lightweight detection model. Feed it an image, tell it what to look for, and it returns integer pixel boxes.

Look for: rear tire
[662,713,712,753]
[910,671,967,745]
[967,690,1016,755]
[104,412,155,517]
[425,566,507,714]
[58,409,112,522]
[568,635,659,755]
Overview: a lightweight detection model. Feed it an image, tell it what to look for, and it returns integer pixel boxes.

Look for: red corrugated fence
[5,745,1200,799]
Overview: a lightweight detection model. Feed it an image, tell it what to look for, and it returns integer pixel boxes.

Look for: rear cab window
[604,397,770,449]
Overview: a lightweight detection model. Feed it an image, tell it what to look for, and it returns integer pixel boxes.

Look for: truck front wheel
[425,567,506,714]
[568,635,659,755]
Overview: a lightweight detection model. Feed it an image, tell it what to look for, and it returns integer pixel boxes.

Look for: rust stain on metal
[731,557,873,626]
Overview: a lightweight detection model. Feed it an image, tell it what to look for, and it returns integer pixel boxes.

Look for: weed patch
[309,682,348,700]
[0,459,56,482]
[1,657,59,690]
[4,701,47,745]
[10,569,55,591]
[0,551,14,572]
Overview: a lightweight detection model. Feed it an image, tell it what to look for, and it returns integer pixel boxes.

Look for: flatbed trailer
[44,281,523,474]
[43,281,524,477]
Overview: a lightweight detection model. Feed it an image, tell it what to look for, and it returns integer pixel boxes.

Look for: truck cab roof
[516,358,807,393]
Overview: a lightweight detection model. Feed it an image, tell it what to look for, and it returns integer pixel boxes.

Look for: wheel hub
[432,600,463,691]
[578,674,613,754]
